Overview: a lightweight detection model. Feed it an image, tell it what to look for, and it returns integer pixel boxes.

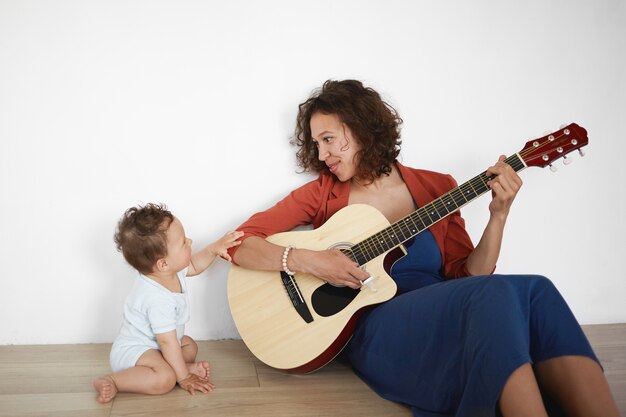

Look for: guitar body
[228,123,588,374]
[227,204,399,373]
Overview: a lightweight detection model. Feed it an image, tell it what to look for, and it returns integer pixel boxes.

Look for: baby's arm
[187,231,244,277]
[156,330,212,394]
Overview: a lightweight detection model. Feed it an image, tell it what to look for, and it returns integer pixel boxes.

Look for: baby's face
[163,217,193,272]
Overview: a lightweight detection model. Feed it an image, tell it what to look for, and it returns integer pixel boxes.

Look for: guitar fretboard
[343,154,526,266]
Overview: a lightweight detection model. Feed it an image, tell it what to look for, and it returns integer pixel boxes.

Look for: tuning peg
[549,164,558,172]
[563,155,573,165]
[579,148,586,157]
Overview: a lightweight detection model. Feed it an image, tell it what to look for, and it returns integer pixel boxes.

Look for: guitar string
[354,128,579,263]
[349,129,580,264]
[352,159,507,262]
[351,154,521,262]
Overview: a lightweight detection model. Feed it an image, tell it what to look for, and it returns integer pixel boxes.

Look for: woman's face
[309,112,361,182]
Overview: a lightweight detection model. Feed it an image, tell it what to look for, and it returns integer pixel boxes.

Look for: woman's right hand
[291,248,369,289]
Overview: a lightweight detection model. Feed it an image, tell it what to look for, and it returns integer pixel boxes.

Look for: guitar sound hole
[311,284,359,317]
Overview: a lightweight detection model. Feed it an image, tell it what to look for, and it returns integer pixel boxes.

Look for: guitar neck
[346,154,526,266]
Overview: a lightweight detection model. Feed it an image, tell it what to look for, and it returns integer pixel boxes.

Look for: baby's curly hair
[113,203,174,275]
[292,79,403,183]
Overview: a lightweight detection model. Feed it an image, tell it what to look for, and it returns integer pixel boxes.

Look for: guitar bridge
[280,271,314,323]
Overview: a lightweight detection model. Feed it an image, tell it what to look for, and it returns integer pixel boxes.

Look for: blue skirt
[344,231,598,417]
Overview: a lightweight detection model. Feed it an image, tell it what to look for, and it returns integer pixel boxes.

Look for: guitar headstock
[519,123,588,168]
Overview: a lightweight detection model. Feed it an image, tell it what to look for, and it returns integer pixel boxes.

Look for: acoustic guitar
[227,123,589,373]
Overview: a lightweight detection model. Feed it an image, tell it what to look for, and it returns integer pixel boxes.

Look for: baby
[93,203,243,403]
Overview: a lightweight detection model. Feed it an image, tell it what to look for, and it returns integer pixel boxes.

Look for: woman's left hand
[485,155,523,219]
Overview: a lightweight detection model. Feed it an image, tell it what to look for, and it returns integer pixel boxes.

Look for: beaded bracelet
[282,245,295,276]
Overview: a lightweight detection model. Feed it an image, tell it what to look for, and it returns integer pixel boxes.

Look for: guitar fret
[418,208,433,228]
[461,182,477,199]
[378,226,396,252]
[364,235,377,258]
[370,232,382,254]
[370,233,383,256]
[433,198,448,217]
[393,222,408,242]
[508,154,525,172]
[407,215,420,234]
[475,174,490,192]
[354,240,368,260]
[426,203,441,222]
[349,153,532,266]
[400,218,414,236]
[467,178,480,195]
[410,211,426,230]
[394,221,405,239]
[451,188,467,206]
[350,249,367,265]
[440,194,457,212]
[340,248,357,263]
[353,247,367,265]
[386,228,401,247]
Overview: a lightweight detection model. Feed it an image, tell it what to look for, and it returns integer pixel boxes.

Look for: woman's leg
[518,276,619,416]
[347,275,545,415]
[499,363,548,417]
[534,355,620,417]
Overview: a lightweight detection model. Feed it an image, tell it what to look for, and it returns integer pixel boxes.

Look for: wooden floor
[0,324,624,417]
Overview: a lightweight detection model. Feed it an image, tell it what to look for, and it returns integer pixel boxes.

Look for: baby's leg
[180,335,198,362]
[93,349,176,403]
[181,335,210,380]
[93,375,117,404]
[187,361,210,379]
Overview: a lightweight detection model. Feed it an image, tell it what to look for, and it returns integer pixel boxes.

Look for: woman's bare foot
[187,361,210,379]
[93,375,118,404]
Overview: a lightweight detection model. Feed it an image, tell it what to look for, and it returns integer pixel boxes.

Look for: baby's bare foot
[93,375,118,404]
[187,361,210,379]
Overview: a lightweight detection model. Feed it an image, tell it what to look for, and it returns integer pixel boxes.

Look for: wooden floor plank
[110,385,410,417]
[583,323,626,347]
[0,393,111,417]
[0,323,623,416]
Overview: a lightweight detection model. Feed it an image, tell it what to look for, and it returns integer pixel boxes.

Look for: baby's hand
[178,373,215,395]
[210,230,244,262]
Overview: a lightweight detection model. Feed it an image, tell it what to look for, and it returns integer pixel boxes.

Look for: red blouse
[229,162,477,279]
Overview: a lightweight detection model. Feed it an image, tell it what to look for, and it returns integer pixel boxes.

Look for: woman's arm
[232,236,285,271]
[230,176,368,288]
[234,236,368,289]
[465,155,522,275]
[465,214,507,275]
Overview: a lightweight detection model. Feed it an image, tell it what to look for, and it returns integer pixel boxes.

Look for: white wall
[1,0,624,345]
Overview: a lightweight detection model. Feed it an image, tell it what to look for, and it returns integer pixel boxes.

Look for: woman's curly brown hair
[292,79,403,183]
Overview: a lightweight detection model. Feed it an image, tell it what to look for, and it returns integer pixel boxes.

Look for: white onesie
[109,268,190,372]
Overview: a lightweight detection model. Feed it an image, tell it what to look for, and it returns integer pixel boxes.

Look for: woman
[228,80,619,417]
